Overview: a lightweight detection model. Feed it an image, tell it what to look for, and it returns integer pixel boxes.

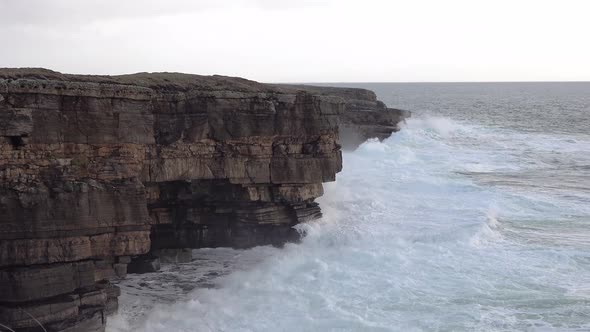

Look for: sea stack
[0,68,407,331]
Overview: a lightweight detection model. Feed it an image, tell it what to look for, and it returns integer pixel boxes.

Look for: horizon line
[271,80,590,84]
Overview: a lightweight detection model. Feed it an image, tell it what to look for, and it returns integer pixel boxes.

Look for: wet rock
[127,256,161,274]
[0,295,80,330]
[0,261,95,302]
[153,248,192,263]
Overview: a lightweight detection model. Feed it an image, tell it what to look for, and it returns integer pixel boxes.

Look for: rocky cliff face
[0,69,405,331]
[277,85,410,149]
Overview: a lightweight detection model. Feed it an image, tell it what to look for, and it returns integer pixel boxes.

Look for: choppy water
[108,83,590,332]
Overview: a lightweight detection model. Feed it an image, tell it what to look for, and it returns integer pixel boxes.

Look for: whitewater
[109,84,590,332]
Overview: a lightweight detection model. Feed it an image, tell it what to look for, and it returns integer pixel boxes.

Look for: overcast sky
[0,0,589,82]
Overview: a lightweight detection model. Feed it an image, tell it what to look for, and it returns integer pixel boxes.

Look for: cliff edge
[277,84,410,149]
[0,68,406,331]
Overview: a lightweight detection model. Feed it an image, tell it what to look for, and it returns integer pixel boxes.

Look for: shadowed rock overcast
[1,0,589,82]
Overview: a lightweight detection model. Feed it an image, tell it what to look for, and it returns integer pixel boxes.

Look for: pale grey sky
[0,0,589,82]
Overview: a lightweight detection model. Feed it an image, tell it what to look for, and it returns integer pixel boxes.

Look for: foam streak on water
[109,116,590,332]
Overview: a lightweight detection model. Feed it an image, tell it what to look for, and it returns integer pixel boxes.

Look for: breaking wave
[109,116,590,332]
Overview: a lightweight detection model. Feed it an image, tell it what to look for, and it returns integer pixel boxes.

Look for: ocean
[108,82,590,332]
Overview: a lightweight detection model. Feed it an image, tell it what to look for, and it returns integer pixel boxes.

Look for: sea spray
[110,115,590,332]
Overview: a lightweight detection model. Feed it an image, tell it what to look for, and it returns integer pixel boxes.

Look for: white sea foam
[109,116,590,332]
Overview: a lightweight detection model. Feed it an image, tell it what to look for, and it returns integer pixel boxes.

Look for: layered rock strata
[0,69,404,331]
[278,85,410,149]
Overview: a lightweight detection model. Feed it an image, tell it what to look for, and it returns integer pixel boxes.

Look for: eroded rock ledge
[277,84,410,149]
[0,68,407,331]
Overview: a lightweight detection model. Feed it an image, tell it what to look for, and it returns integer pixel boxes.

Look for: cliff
[277,84,409,149]
[0,68,406,331]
